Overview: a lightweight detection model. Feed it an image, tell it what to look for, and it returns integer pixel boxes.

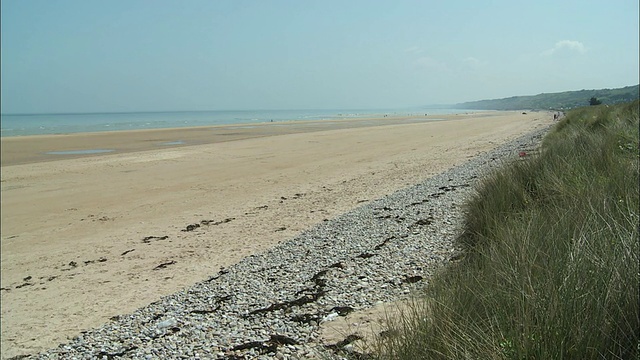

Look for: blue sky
[1,0,638,113]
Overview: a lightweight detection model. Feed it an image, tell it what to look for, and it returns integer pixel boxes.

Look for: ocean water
[0,108,469,137]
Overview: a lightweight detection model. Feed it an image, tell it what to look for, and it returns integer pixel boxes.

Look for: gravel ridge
[31,125,551,360]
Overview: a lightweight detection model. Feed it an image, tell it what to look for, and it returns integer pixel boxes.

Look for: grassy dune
[376,101,639,359]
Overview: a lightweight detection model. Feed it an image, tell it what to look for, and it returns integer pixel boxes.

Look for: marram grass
[374,101,639,359]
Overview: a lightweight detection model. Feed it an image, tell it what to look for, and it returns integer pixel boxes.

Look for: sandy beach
[0,111,553,359]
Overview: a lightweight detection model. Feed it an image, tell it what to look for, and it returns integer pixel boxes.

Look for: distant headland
[452,84,639,110]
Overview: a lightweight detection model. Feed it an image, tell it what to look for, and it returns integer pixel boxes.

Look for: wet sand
[2,115,448,166]
[0,111,553,359]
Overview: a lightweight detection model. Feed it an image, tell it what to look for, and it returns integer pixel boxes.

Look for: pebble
[31,126,550,359]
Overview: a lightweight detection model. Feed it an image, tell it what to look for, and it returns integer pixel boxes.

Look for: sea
[0,108,470,137]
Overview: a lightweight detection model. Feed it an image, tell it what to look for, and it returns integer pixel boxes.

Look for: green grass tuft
[375,100,639,359]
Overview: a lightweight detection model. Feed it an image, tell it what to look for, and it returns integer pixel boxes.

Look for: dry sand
[0,111,553,358]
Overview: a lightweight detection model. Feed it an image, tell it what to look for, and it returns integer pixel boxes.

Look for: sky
[1,0,639,113]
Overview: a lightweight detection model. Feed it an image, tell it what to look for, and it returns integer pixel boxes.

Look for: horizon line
[0,105,460,117]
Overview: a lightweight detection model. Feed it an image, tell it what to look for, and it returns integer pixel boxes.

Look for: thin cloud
[404,46,423,54]
[542,40,587,56]
[463,56,483,67]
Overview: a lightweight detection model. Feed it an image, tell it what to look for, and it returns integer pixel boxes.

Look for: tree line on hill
[453,84,639,110]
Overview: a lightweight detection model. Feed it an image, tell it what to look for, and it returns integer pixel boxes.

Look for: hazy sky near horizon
[1,0,638,113]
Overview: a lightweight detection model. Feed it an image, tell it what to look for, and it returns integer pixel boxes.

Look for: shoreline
[0,111,553,359]
[0,108,485,139]
[0,112,495,166]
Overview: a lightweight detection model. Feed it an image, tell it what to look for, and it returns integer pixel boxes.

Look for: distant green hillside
[456,84,639,110]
